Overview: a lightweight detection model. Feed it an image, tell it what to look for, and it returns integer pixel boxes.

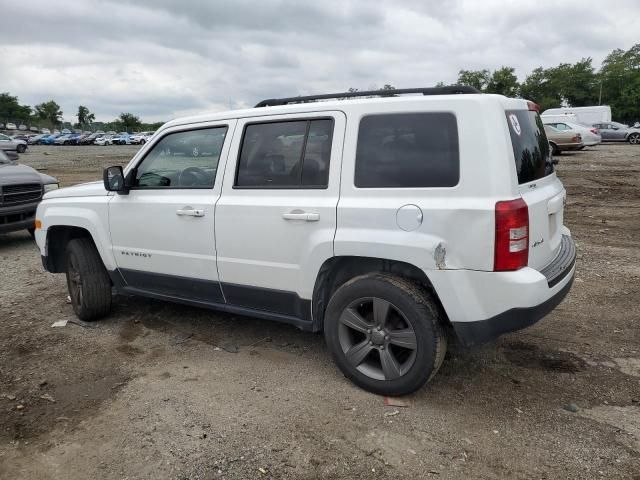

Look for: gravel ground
[0,144,639,479]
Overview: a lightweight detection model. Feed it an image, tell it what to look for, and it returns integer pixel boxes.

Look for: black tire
[16,144,26,153]
[549,142,561,156]
[65,238,112,321]
[628,133,640,145]
[140,139,145,145]
[27,227,35,239]
[324,273,447,396]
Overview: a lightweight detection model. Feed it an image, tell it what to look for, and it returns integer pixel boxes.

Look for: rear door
[506,109,565,270]
[215,111,345,316]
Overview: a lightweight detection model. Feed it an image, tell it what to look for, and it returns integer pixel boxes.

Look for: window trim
[128,124,230,191]
[233,116,335,190]
[353,111,461,189]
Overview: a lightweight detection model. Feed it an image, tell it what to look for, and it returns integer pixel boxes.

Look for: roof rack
[255,85,480,107]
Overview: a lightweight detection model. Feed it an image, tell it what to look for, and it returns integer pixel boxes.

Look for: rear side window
[506,110,552,184]
[235,119,333,188]
[355,113,459,188]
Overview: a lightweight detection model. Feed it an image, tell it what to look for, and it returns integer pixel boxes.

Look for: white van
[540,113,578,124]
[541,106,611,126]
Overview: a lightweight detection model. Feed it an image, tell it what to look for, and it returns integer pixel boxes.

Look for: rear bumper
[453,274,574,345]
[429,235,576,346]
[559,143,583,151]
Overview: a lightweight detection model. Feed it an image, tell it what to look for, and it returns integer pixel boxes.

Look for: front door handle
[282,211,320,222]
[176,207,205,217]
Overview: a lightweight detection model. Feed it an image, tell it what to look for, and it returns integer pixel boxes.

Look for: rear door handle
[282,211,320,222]
[176,207,205,217]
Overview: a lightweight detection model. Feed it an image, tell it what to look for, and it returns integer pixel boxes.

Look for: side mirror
[103,166,128,194]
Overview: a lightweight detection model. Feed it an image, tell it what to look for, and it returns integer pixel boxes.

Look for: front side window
[134,127,228,188]
[355,113,460,188]
[235,119,333,188]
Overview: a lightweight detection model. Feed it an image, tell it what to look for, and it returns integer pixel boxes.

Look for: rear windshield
[506,110,552,184]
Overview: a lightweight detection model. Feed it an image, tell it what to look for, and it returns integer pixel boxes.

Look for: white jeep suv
[35,87,576,395]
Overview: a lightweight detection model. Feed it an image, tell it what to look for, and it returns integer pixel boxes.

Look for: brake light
[527,101,540,112]
[494,198,529,271]
[590,128,598,134]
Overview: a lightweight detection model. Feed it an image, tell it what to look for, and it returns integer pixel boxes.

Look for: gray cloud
[1,0,638,123]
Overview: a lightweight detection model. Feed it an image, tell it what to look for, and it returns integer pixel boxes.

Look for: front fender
[36,198,115,270]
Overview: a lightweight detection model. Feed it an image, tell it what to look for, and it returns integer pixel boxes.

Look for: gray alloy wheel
[629,133,640,145]
[337,297,418,381]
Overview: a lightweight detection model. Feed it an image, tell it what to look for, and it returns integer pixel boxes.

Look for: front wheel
[324,274,447,396]
[16,144,26,153]
[629,133,640,145]
[65,238,112,321]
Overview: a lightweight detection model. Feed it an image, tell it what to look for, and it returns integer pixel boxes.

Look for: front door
[108,122,235,302]
[215,112,345,318]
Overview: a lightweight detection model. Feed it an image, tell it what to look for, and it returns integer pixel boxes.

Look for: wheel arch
[311,256,449,331]
[44,225,95,273]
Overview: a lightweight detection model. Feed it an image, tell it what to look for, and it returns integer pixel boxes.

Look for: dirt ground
[1,144,639,479]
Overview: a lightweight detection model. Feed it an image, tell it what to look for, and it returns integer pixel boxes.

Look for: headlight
[44,183,59,192]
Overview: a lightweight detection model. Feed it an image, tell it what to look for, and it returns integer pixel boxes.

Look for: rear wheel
[629,133,640,145]
[16,144,26,153]
[65,238,112,321]
[549,142,560,156]
[324,274,447,396]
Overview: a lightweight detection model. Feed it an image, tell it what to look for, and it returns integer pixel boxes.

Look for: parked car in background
[70,134,89,145]
[41,128,51,134]
[61,129,71,135]
[6,123,17,130]
[28,134,48,145]
[54,134,72,145]
[544,125,583,155]
[129,131,154,145]
[30,126,39,132]
[0,149,58,236]
[114,133,133,145]
[95,134,114,146]
[80,133,102,145]
[592,122,640,144]
[41,134,61,145]
[0,133,28,153]
[18,124,27,131]
[11,134,31,143]
[543,121,601,147]
[0,123,5,129]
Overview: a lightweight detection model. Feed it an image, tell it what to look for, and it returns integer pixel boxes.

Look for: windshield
[506,110,553,184]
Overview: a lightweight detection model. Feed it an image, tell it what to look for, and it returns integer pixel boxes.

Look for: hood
[0,162,44,185]
[44,180,107,199]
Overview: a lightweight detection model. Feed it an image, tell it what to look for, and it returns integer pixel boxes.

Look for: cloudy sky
[1,0,638,123]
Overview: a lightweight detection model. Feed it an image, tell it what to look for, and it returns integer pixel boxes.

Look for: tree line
[449,43,639,122]
[0,95,163,133]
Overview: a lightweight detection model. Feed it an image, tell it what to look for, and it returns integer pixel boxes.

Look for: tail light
[590,128,598,134]
[494,198,529,271]
[527,101,540,112]
[572,134,582,142]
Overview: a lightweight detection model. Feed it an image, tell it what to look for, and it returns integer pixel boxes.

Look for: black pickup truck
[0,150,58,236]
